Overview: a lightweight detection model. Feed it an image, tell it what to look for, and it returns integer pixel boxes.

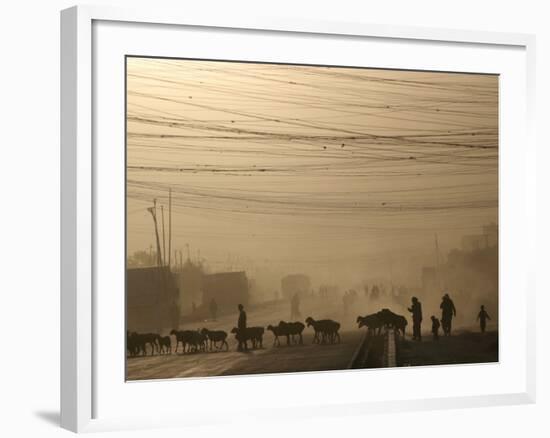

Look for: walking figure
[431,316,440,341]
[290,292,301,319]
[477,305,491,333]
[440,293,456,336]
[407,296,423,341]
[209,298,218,321]
[237,303,247,351]
[342,291,349,316]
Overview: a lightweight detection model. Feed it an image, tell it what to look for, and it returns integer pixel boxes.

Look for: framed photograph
[61,5,536,432]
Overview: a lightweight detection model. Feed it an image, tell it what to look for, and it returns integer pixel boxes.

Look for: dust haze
[125,57,498,378]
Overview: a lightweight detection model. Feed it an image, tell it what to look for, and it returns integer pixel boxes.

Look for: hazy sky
[126,57,498,286]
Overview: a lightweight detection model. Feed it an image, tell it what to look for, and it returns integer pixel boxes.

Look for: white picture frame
[60,4,536,433]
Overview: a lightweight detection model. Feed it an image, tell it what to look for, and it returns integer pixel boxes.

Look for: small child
[477,305,491,333]
[431,315,440,341]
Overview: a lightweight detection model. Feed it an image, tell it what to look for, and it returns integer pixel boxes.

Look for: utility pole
[168,188,172,268]
[147,199,163,268]
[186,243,190,261]
[161,205,166,269]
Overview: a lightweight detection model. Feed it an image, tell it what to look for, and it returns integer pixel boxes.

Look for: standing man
[440,293,457,336]
[237,303,247,351]
[477,305,491,333]
[407,296,423,341]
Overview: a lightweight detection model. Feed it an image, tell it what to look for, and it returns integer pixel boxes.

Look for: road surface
[397,329,498,366]
[127,297,367,380]
[127,330,364,380]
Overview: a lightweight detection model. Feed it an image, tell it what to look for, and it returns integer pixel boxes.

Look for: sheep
[141,332,160,355]
[127,331,145,356]
[278,321,305,345]
[305,317,341,344]
[231,327,249,350]
[323,320,341,344]
[201,328,229,351]
[267,324,286,346]
[357,314,383,335]
[305,317,323,344]
[377,309,408,336]
[249,327,265,349]
[187,330,208,353]
[393,315,408,337]
[231,326,264,350]
[156,335,169,354]
[357,309,408,337]
[170,329,195,354]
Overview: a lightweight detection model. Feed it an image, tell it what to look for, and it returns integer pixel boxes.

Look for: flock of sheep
[127,316,342,357]
[127,309,406,357]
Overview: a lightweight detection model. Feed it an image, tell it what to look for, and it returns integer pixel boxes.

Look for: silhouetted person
[371,285,379,301]
[431,316,440,341]
[237,303,247,351]
[342,291,349,316]
[440,293,456,336]
[290,292,301,319]
[407,296,423,341]
[192,301,197,315]
[477,305,491,333]
[209,298,218,321]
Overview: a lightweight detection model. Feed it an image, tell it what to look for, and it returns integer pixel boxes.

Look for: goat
[201,328,229,351]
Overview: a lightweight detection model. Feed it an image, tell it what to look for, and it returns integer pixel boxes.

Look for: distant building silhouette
[127,266,179,331]
[202,271,249,313]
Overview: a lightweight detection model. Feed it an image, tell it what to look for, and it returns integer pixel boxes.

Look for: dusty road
[126,330,364,380]
[126,298,498,380]
[127,297,369,380]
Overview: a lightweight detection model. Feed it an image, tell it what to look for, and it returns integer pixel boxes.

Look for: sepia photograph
[125,57,499,381]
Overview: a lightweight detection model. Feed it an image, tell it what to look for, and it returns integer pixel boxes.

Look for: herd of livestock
[127,308,406,357]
